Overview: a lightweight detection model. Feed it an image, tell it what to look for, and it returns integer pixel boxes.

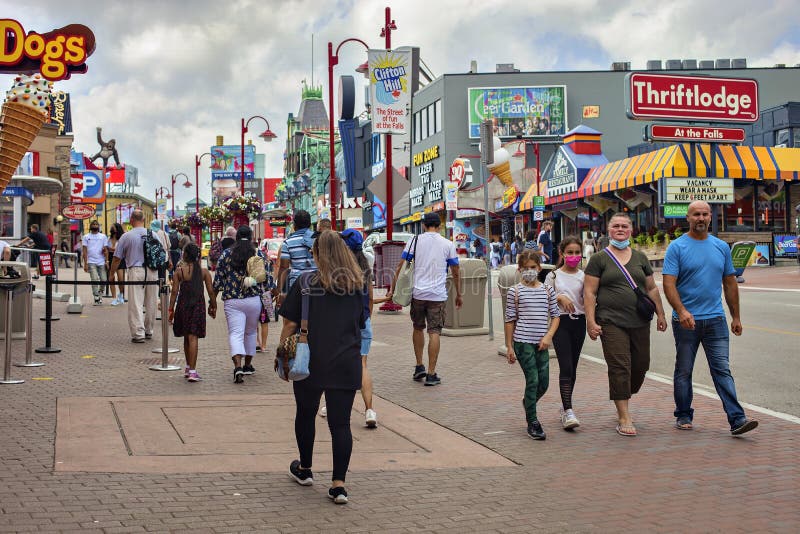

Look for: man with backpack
[109,209,169,343]
[167,221,182,273]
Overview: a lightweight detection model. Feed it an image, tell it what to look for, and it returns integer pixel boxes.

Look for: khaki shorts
[410,298,447,334]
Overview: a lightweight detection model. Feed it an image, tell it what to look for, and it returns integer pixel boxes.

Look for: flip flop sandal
[675,418,693,430]
[616,424,637,437]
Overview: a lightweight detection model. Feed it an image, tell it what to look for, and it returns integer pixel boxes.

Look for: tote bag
[392,235,418,307]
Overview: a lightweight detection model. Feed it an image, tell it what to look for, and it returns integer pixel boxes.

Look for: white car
[362,231,415,272]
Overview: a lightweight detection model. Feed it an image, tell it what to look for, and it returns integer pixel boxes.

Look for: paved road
[484,266,800,417]
[0,267,795,532]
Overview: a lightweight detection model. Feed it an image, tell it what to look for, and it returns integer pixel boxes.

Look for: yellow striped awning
[518,180,547,212]
[561,144,800,203]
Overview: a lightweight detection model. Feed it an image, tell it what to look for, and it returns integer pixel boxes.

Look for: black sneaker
[289,460,313,486]
[527,420,546,440]
[328,486,348,504]
[424,373,441,386]
[413,365,427,381]
[731,419,759,436]
[242,364,255,375]
[233,367,244,383]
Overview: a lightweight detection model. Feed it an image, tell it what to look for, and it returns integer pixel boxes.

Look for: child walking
[544,236,586,430]
[168,244,215,382]
[505,250,560,440]
[256,259,276,353]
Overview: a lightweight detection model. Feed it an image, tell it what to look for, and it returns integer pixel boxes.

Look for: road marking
[580,353,800,425]
[785,304,800,307]
[483,431,506,435]
[743,325,800,337]
[655,280,800,293]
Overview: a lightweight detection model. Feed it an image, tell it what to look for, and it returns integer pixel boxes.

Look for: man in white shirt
[109,209,160,343]
[389,212,462,386]
[82,221,109,305]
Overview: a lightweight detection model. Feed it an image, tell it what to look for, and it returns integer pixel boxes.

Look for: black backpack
[143,230,168,270]
[168,230,180,251]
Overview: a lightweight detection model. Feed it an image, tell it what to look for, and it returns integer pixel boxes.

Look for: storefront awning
[545,144,800,205]
[518,181,548,212]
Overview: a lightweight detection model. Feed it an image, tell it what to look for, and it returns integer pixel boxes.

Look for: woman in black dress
[168,244,216,382]
[280,230,366,504]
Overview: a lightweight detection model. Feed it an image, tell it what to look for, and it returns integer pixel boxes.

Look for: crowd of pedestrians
[72,201,758,506]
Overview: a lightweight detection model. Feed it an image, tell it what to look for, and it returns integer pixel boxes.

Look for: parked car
[362,232,415,273]
[259,238,284,264]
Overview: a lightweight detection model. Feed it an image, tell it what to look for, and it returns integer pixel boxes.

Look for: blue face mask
[610,238,630,249]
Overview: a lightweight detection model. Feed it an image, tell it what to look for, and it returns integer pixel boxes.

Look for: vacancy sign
[626,73,759,123]
[664,178,734,204]
[647,124,746,143]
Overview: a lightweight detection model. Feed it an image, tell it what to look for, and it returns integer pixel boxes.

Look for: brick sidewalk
[0,274,797,533]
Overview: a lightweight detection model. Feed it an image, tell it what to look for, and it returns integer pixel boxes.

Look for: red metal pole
[535,143,541,233]
[328,42,338,231]
[384,6,393,241]
[240,118,246,196]
[194,155,200,213]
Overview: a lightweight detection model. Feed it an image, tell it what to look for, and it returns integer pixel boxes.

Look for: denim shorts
[360,317,372,356]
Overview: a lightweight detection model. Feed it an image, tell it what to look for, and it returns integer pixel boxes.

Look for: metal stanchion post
[15,282,43,368]
[150,278,180,370]
[0,288,24,384]
[35,275,61,354]
[66,252,82,314]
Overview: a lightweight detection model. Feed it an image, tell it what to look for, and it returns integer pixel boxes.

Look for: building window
[434,100,442,133]
[793,128,800,148]
[421,107,428,141]
[775,128,790,147]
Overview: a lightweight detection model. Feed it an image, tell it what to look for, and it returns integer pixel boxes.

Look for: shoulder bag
[274,273,311,381]
[603,248,656,321]
[392,235,418,307]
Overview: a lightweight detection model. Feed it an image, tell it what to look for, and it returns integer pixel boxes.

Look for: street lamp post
[240,116,277,196]
[327,37,369,231]
[195,152,211,213]
[170,172,191,218]
[155,186,170,218]
[380,6,397,240]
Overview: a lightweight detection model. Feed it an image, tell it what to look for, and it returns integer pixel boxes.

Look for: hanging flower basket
[200,205,229,224]
[222,194,263,221]
[184,211,207,228]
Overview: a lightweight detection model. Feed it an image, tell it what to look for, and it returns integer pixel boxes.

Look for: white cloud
[2,0,798,208]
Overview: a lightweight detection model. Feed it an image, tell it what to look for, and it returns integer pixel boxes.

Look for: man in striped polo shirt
[277,210,317,303]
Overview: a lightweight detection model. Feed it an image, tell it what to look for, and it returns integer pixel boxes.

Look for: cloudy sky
[5,0,800,208]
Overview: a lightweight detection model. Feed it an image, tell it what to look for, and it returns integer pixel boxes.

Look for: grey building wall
[408,67,800,212]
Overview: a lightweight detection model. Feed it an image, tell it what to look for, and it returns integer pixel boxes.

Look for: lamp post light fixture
[194,152,212,213]
[240,115,277,196]
[171,172,191,218]
[327,36,369,231]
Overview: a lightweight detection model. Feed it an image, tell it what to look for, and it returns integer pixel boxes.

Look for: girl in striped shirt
[505,250,561,440]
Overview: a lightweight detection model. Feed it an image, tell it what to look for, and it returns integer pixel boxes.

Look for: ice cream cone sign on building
[485,136,513,187]
[0,74,53,192]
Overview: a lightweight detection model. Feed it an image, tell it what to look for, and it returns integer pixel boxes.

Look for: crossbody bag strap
[299,273,310,343]
[603,248,639,291]
[409,234,419,263]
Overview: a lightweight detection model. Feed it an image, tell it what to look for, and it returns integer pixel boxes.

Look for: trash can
[0,262,31,340]
[442,258,489,336]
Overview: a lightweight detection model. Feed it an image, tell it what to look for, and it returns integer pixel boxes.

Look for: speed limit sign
[533,210,544,221]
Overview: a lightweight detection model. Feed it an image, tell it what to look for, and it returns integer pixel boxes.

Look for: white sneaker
[319,405,327,417]
[365,409,377,428]
[561,408,580,429]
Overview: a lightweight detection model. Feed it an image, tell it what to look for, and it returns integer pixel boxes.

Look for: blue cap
[150,220,162,232]
[339,228,363,251]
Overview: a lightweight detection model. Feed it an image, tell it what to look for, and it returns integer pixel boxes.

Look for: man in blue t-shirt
[662,201,758,436]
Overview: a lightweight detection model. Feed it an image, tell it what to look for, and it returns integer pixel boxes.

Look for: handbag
[274,274,311,381]
[603,248,657,321]
[392,235,418,307]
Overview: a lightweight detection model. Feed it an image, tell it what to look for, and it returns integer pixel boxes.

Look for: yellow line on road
[744,324,800,337]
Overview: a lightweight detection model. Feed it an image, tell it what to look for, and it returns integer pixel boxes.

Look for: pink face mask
[564,255,582,268]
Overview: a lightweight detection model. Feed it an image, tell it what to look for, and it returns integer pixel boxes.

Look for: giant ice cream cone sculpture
[486,137,513,187]
[0,74,52,192]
